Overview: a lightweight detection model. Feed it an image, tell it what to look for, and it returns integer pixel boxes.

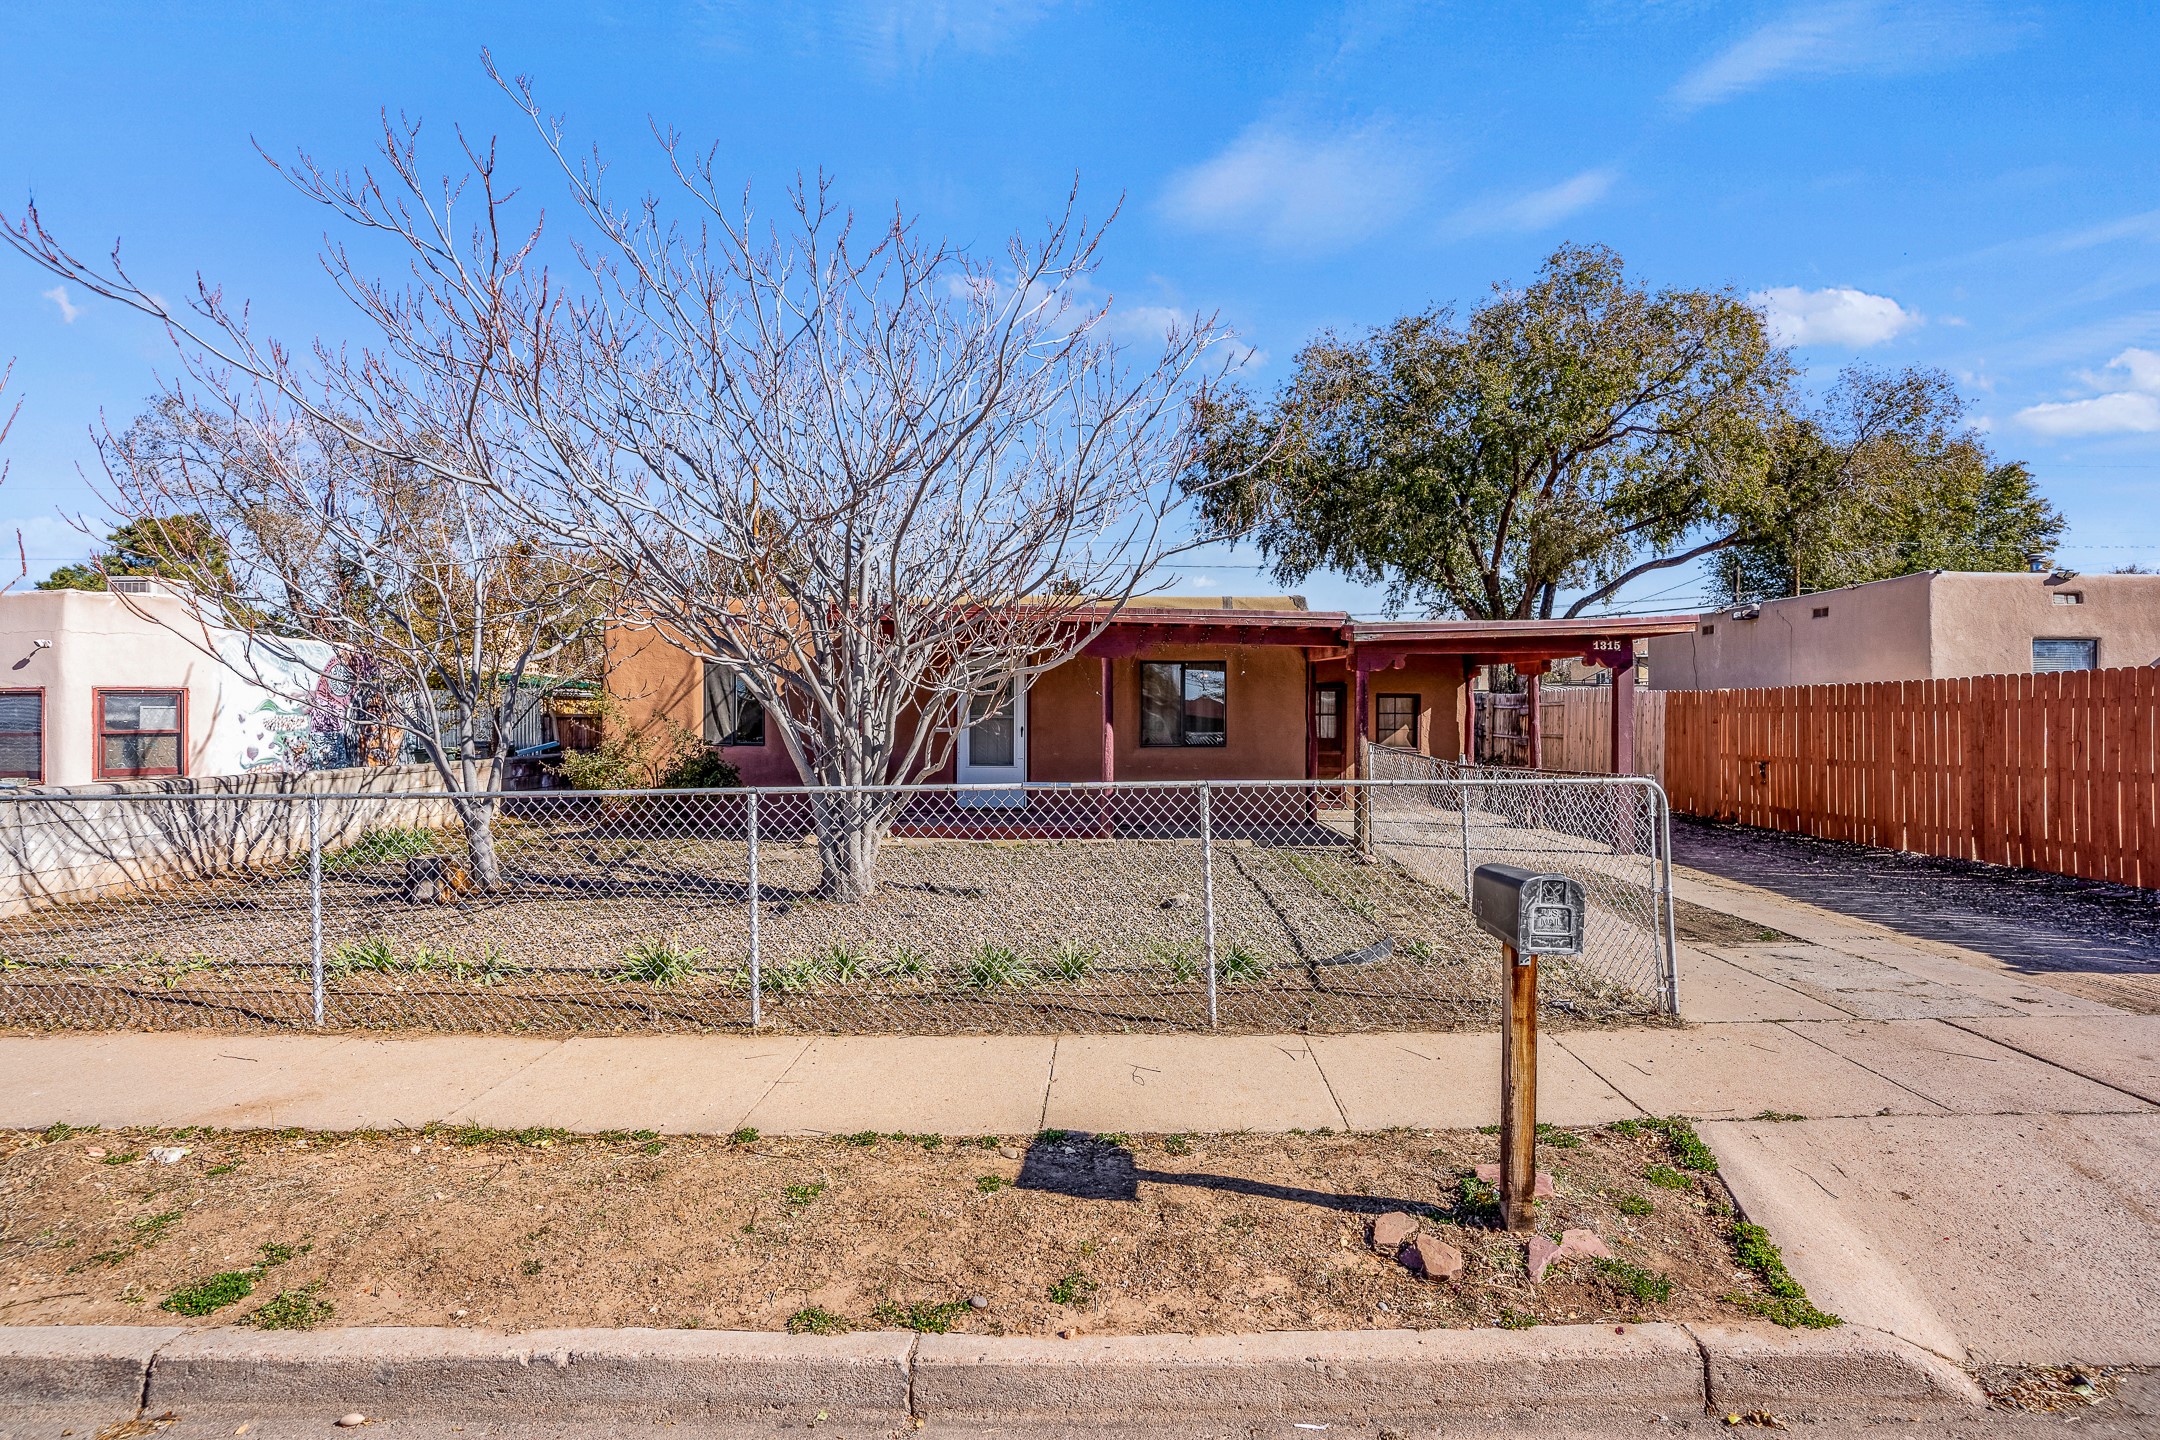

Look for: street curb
[0,1322,1992,1423]
[1688,1322,1990,1416]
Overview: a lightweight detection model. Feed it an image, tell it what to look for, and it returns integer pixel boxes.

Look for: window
[2033,638,2098,673]
[1700,624,1716,635]
[97,690,184,779]
[2053,591,2084,606]
[1139,661,1226,746]
[1312,683,1344,745]
[1375,693,1420,748]
[0,691,42,782]
[1811,606,1830,619]
[701,662,765,747]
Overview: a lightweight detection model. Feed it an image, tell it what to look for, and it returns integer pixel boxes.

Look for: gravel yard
[0,1121,1820,1337]
[0,819,1659,1034]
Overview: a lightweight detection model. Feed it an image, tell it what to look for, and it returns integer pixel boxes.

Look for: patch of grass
[205,1162,239,1177]
[960,943,1036,990]
[787,1305,851,1335]
[1494,1309,1539,1329]
[1044,939,1097,983]
[317,826,437,874]
[974,1175,1009,1193]
[41,1122,94,1143]
[1612,1193,1655,1217]
[969,1136,1001,1150]
[1455,1173,1499,1222]
[1037,1129,1072,1144]
[1397,938,1438,962]
[759,957,824,994]
[1535,1123,1582,1150]
[729,1128,760,1146]
[882,945,932,981]
[1150,942,1200,984]
[255,1241,305,1268]
[894,1133,943,1149]
[1095,1133,1133,1149]
[1047,1271,1099,1307]
[1593,1258,1672,1306]
[521,1258,544,1277]
[1218,943,1270,984]
[818,944,873,983]
[243,1281,334,1331]
[1159,1133,1193,1156]
[101,1151,141,1166]
[449,945,523,986]
[616,937,705,988]
[873,1299,969,1334]
[783,1183,826,1205]
[1644,1164,1693,1190]
[404,944,456,974]
[452,1125,568,1148]
[1607,1119,1641,1138]
[1644,1117,1718,1173]
[329,935,401,974]
[1731,1221,1841,1328]
[840,1131,881,1148]
[1751,1110,1805,1122]
[162,1269,259,1316]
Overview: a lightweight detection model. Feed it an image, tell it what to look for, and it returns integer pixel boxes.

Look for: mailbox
[1470,863,1586,957]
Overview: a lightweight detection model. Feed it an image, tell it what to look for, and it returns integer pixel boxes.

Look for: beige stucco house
[1648,570,2160,691]
[0,584,336,787]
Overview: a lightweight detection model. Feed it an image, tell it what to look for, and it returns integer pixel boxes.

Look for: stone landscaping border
[0,1321,1987,1425]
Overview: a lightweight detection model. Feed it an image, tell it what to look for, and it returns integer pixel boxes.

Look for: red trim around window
[93,687,188,780]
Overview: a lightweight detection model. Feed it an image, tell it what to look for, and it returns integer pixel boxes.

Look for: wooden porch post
[1099,655,1115,837]
[1461,658,1477,764]
[1353,655,1373,858]
[1610,641,1637,776]
[1524,666,1544,771]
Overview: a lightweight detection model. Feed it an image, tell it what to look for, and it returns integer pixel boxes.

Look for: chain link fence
[0,770,1676,1036]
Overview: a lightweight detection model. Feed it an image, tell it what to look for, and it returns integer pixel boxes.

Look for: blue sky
[2,1,2157,617]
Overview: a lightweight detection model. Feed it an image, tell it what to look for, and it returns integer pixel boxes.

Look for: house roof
[1079,599,1698,663]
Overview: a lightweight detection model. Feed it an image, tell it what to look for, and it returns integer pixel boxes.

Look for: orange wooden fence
[1662,667,2160,889]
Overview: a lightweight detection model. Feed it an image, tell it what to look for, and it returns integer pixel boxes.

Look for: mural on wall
[209,632,355,774]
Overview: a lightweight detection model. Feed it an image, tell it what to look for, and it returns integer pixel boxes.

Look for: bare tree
[5,80,1230,899]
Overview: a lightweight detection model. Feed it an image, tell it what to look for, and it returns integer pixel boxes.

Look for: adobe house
[1648,570,2160,691]
[605,597,1695,790]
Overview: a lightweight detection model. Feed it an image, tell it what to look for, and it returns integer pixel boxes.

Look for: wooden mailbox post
[1470,863,1588,1232]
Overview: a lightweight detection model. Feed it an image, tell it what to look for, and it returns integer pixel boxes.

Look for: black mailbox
[1470,863,1586,957]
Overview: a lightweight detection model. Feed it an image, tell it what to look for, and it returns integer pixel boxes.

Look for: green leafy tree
[1187,244,1792,619]
[38,514,233,593]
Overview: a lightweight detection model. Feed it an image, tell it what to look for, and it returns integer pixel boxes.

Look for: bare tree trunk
[460,796,504,890]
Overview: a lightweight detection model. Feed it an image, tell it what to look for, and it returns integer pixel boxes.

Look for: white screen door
[957,684,1027,807]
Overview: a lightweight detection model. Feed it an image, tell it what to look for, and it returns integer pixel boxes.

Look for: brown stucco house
[605,596,1696,791]
[1647,570,2160,691]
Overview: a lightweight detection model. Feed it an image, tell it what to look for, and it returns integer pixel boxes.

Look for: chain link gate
[0,772,1677,1036]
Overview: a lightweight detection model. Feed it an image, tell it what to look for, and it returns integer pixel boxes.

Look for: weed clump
[1731,1221,1841,1328]
[787,1305,851,1335]
[1047,1271,1098,1307]
[616,938,705,988]
[974,1175,1009,1193]
[245,1281,334,1331]
[162,1269,259,1316]
[874,1299,968,1333]
[1592,1258,1672,1306]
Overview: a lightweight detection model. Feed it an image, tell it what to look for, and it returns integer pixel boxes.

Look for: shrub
[960,944,1035,990]
[656,748,742,790]
[616,938,705,988]
[1044,939,1097,982]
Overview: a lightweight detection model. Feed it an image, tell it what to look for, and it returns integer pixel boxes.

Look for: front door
[1313,681,1347,778]
[957,683,1027,807]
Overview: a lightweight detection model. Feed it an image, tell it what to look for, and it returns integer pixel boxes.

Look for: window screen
[1375,693,1420,748]
[701,663,765,746]
[99,690,184,778]
[0,691,41,781]
[2033,638,2098,672]
[1138,662,1227,746]
[965,690,1016,767]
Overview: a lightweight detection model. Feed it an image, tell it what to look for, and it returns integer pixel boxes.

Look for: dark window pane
[2032,638,2097,672]
[0,692,40,732]
[1376,694,1419,748]
[1313,687,1340,742]
[966,690,1015,768]
[1139,663,1182,746]
[702,664,767,746]
[1182,664,1226,745]
[103,691,181,733]
[728,679,765,746]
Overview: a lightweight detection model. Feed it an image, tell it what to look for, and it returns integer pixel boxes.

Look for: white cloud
[41,286,80,323]
[1446,168,1617,237]
[1751,285,1919,346]
[1160,122,1418,254]
[698,0,1061,72]
[2015,348,2160,436]
[1671,1,2009,111]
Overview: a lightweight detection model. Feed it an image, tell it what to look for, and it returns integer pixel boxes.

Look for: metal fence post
[307,794,324,1029]
[747,789,762,1031]
[1200,782,1218,1030]
[1657,784,1681,1017]
[1458,777,1473,905]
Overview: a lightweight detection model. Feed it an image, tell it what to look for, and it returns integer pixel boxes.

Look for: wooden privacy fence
[1662,667,2160,888]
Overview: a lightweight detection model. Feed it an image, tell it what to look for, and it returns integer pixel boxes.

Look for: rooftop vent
[108,577,156,595]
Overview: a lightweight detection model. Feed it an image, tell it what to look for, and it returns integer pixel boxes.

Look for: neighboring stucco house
[1647,570,2160,692]
[605,596,1696,789]
[0,583,339,787]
